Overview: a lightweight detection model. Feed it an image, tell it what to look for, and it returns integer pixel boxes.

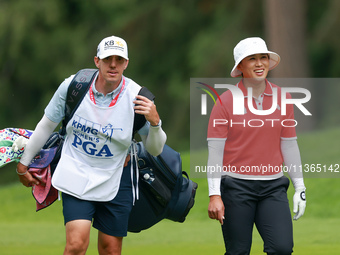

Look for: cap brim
[97,51,129,60]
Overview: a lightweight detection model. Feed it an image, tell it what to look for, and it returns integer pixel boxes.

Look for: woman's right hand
[208,195,225,225]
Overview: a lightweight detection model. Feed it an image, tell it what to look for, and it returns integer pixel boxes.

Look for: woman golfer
[207,37,306,255]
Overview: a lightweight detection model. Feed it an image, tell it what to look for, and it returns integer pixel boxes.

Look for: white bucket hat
[230,37,280,77]
[96,35,129,60]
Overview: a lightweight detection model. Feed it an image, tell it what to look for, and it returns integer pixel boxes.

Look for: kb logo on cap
[104,40,124,48]
[104,40,115,47]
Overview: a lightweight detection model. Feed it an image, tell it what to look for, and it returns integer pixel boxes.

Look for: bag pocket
[139,168,172,208]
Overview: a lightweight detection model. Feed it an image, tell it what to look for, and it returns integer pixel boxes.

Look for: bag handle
[132,86,155,137]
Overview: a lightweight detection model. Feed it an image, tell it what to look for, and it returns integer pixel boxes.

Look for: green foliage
[0,0,339,150]
[0,2,339,253]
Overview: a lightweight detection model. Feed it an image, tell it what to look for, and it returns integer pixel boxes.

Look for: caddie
[16,35,167,255]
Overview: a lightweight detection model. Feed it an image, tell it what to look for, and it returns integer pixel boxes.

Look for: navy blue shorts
[62,164,133,237]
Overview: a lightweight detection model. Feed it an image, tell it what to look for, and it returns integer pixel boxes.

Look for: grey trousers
[220,176,293,255]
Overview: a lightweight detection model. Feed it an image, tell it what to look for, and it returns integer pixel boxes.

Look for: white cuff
[142,120,167,156]
[281,139,306,190]
[207,139,226,196]
[208,177,222,196]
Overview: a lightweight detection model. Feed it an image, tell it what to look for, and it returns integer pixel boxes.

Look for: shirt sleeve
[44,75,74,123]
[140,120,167,156]
[207,96,229,139]
[280,138,306,190]
[207,139,226,196]
[281,92,297,139]
[20,115,59,166]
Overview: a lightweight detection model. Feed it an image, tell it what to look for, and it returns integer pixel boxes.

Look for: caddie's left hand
[133,95,160,126]
[293,188,306,220]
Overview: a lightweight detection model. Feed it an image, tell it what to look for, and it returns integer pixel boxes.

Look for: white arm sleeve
[281,139,306,190]
[207,139,226,196]
[20,115,59,166]
[140,120,167,156]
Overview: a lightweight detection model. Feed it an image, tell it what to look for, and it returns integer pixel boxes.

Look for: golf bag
[38,69,98,174]
[128,142,198,232]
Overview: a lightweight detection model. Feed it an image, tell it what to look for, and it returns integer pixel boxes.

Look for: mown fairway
[1,128,339,254]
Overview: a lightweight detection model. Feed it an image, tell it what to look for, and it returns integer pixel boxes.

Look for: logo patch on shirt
[70,115,123,158]
[102,124,123,143]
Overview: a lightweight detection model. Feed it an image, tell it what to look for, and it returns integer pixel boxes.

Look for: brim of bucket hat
[230,51,280,77]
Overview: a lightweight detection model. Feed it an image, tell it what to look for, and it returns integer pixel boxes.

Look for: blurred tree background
[1,0,339,152]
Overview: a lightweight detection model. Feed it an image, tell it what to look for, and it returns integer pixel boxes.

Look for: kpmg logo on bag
[70,115,123,158]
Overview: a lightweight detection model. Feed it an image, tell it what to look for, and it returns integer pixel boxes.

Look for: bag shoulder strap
[60,69,98,135]
[132,86,155,137]
[60,71,153,137]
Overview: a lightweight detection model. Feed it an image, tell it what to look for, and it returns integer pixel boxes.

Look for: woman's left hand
[293,188,306,220]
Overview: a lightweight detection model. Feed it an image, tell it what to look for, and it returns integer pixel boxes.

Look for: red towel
[29,165,58,211]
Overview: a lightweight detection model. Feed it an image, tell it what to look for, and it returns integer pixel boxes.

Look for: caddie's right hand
[208,195,225,225]
[133,95,160,126]
[16,162,39,187]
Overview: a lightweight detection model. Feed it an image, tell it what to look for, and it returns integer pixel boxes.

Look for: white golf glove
[12,136,29,152]
[293,188,306,220]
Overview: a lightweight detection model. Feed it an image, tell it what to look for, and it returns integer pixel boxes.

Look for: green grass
[1,127,340,254]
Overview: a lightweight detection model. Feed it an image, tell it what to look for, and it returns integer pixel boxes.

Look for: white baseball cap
[230,37,280,77]
[96,35,129,60]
